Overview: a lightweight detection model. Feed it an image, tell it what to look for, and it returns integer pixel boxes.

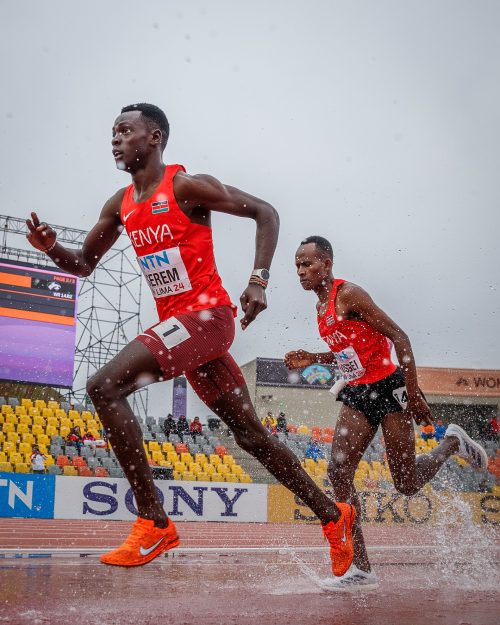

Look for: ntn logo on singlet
[139,249,171,271]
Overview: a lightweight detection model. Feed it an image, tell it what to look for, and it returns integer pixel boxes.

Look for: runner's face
[295,244,331,290]
[111,112,153,171]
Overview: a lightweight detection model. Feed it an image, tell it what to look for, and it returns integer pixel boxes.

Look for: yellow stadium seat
[174,462,187,473]
[73,419,85,430]
[42,408,54,419]
[4,414,17,425]
[204,464,216,475]
[303,458,315,470]
[224,474,239,483]
[35,400,46,411]
[148,441,160,452]
[31,425,44,437]
[216,464,229,475]
[0,461,13,472]
[15,406,27,416]
[0,432,4,444]
[161,442,174,453]
[209,454,221,466]
[231,464,243,475]
[1,405,13,414]
[298,425,310,434]
[2,423,15,435]
[6,430,19,443]
[189,463,202,474]
[37,434,50,447]
[182,472,196,481]
[59,426,70,438]
[87,420,98,431]
[9,453,23,465]
[46,426,58,438]
[180,452,193,465]
[3,442,15,454]
[48,401,59,410]
[197,472,211,481]
[63,466,78,476]
[167,451,179,464]
[172,471,182,480]
[47,416,58,428]
[222,454,234,466]
[15,463,30,473]
[16,424,29,436]
[0,452,6,463]
[158,460,172,468]
[195,453,207,464]
[55,409,67,419]
[68,410,79,420]
[33,416,45,427]
[81,411,93,421]
[239,474,252,483]
[21,398,32,409]
[19,415,32,426]
[28,408,39,417]
[0,414,4,425]
[18,442,32,455]
[152,451,164,463]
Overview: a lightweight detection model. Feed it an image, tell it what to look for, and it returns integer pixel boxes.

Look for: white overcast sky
[1,1,499,418]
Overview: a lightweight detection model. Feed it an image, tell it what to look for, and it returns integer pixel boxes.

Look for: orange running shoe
[100,517,179,567]
[322,502,357,577]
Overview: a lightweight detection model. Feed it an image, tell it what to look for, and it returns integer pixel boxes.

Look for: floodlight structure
[0,214,148,417]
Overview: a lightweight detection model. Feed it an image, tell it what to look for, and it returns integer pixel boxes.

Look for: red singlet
[120,164,235,321]
[317,279,396,385]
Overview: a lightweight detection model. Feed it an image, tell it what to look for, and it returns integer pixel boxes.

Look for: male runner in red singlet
[285,236,488,590]
[26,105,354,573]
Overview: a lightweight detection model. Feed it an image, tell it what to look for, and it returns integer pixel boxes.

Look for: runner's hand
[404,394,434,425]
[284,350,316,369]
[240,283,267,330]
[26,212,57,252]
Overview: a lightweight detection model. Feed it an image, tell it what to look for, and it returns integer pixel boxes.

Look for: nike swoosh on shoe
[139,536,166,557]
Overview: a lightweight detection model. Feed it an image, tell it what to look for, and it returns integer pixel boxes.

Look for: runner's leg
[86,340,167,525]
[381,411,459,495]
[328,405,378,572]
[187,355,341,525]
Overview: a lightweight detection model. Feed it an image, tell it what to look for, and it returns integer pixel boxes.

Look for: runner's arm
[284,350,336,369]
[339,284,433,424]
[175,173,280,329]
[26,189,125,278]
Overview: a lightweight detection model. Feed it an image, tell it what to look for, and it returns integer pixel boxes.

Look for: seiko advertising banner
[256,357,339,389]
[53,476,268,522]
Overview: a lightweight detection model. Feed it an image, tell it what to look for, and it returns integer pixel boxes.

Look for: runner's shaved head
[299,235,334,260]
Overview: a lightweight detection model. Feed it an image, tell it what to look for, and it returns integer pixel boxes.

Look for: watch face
[261,269,270,280]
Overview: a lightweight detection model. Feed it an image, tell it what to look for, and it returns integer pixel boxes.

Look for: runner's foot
[100,517,179,566]
[445,424,488,470]
[322,502,356,576]
[319,564,379,591]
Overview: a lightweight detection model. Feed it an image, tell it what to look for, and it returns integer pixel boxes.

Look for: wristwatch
[249,268,270,288]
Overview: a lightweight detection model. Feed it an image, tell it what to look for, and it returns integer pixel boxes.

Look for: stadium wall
[1,473,498,526]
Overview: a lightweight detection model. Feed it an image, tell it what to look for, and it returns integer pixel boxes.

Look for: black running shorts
[336,367,410,427]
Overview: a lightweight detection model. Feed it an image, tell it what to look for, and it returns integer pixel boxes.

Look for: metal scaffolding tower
[0,214,148,417]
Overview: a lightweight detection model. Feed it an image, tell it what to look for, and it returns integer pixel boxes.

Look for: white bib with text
[137,247,192,299]
[333,346,366,381]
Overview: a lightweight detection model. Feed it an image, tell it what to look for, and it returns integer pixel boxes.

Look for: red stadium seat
[94,467,109,478]
[78,466,93,477]
[56,455,70,467]
[215,445,227,457]
[175,443,189,454]
[72,456,87,467]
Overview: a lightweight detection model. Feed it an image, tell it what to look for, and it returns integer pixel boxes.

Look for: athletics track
[0,519,498,625]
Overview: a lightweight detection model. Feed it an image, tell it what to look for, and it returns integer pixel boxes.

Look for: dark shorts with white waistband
[336,367,409,427]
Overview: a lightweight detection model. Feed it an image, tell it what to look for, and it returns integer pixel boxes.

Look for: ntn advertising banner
[54,476,268,522]
[0,472,55,519]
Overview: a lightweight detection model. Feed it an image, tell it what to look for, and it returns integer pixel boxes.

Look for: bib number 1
[152,317,190,349]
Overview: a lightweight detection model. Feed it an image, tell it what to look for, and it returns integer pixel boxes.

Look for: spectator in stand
[177,415,190,442]
[420,423,435,441]
[67,426,83,452]
[305,438,325,461]
[162,413,177,440]
[262,415,278,437]
[276,412,288,435]
[30,445,46,474]
[434,420,446,442]
[83,431,96,442]
[189,416,203,442]
[487,416,499,440]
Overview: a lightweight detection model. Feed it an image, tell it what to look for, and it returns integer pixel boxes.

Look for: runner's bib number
[137,247,192,299]
[333,346,366,381]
